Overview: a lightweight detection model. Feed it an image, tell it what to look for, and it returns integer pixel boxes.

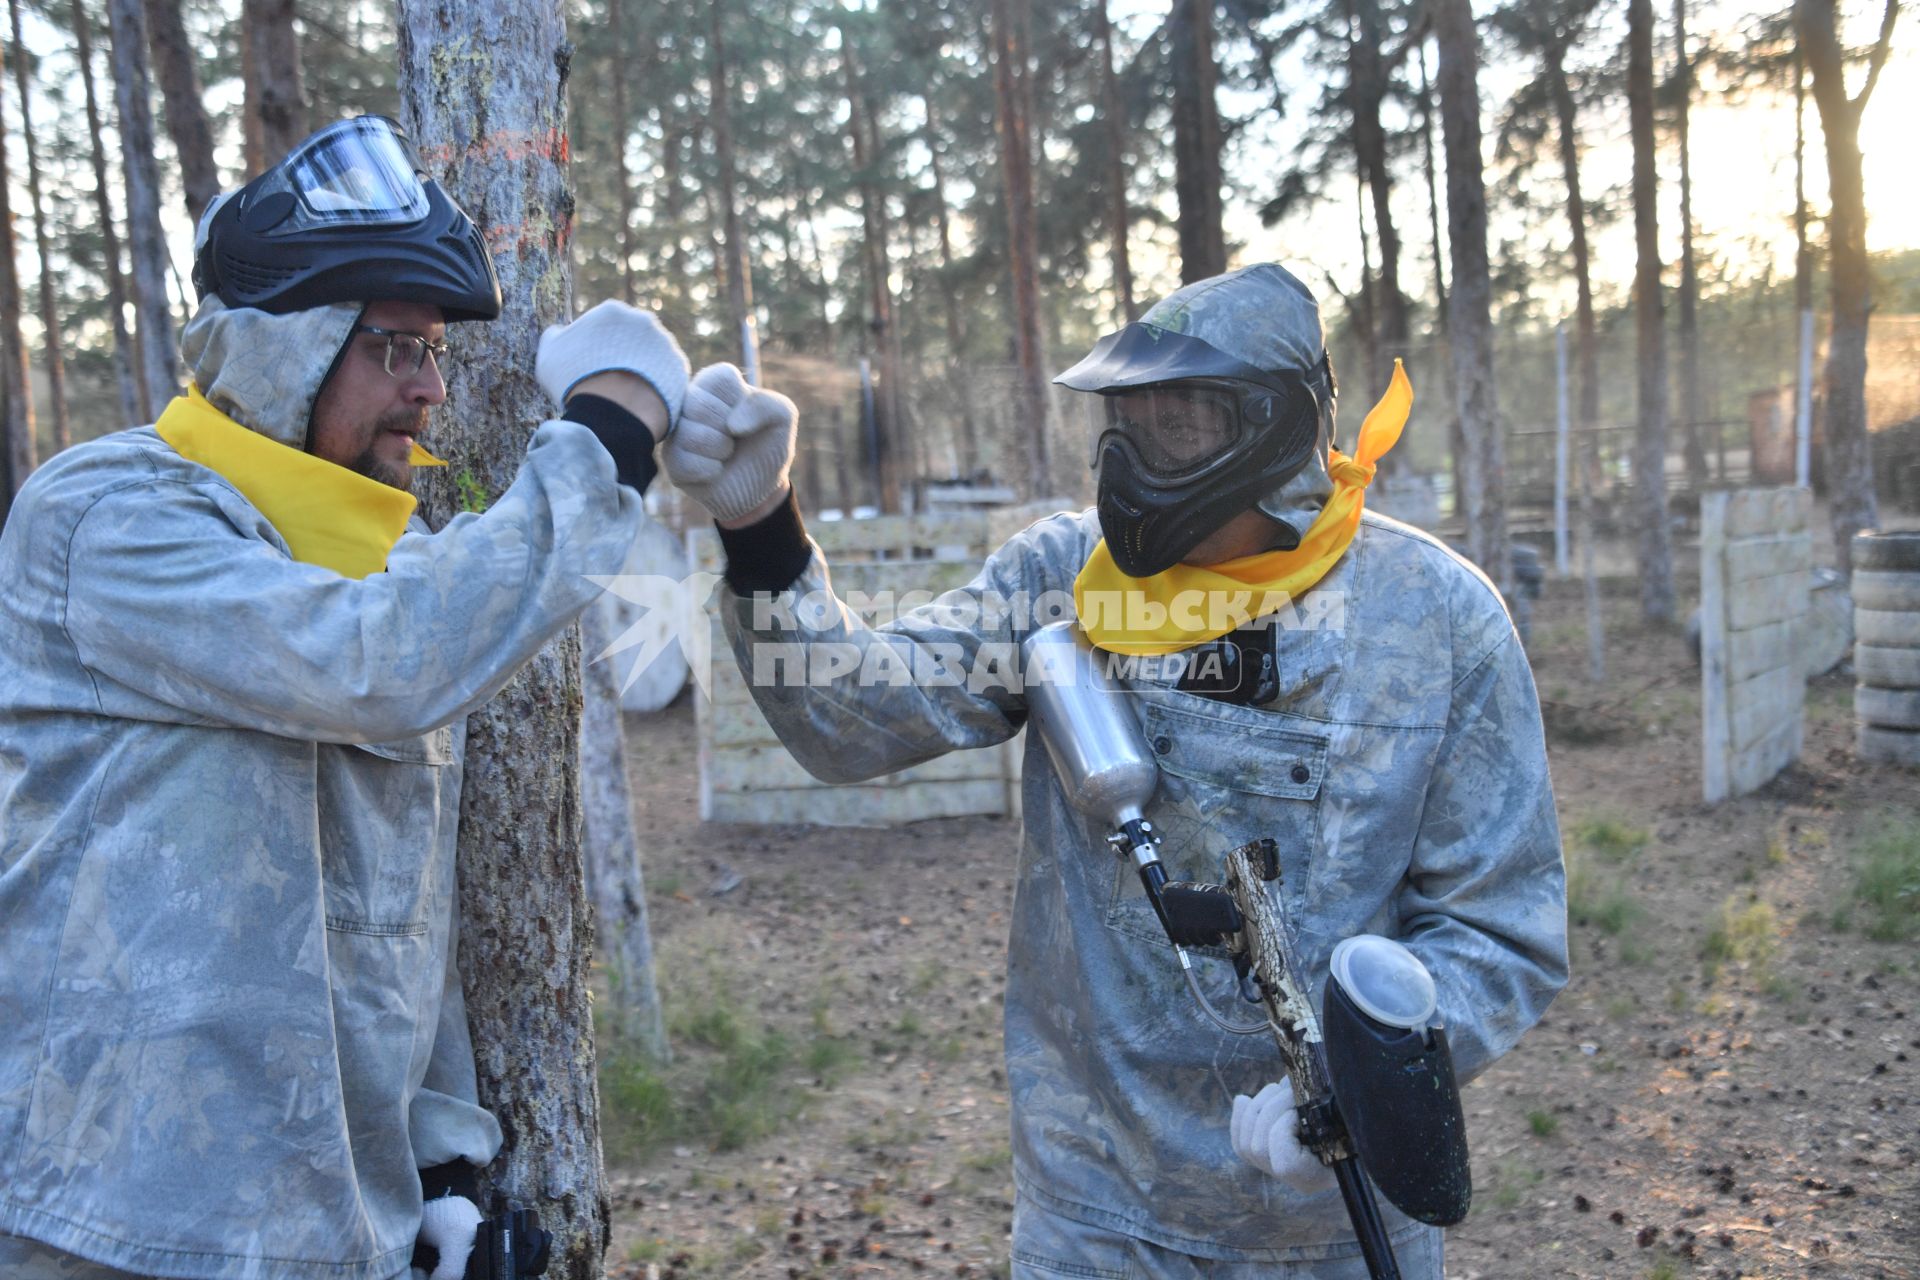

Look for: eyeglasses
[353,323,450,377]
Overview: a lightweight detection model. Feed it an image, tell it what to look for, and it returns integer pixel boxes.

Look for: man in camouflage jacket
[663,264,1569,1277]
[0,119,687,1280]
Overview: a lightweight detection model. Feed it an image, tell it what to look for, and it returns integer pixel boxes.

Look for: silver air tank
[1021,621,1160,830]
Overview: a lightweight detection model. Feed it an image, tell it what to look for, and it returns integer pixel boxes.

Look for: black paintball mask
[192,115,501,322]
[1055,323,1332,578]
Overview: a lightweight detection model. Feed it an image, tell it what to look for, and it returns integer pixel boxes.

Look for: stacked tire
[1854,532,1920,765]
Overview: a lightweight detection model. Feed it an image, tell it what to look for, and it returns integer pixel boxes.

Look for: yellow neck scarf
[154,385,446,580]
[1074,360,1413,656]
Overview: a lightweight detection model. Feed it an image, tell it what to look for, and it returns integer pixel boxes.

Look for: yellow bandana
[154,385,447,580]
[1074,360,1413,656]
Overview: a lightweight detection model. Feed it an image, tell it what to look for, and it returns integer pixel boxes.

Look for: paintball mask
[193,115,501,322]
[1055,322,1331,578]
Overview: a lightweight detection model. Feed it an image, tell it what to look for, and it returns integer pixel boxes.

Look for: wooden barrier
[1700,488,1812,803]
[689,503,1067,825]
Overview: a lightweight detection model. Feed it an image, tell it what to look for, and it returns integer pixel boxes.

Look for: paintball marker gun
[466,1201,551,1280]
[1021,621,1472,1280]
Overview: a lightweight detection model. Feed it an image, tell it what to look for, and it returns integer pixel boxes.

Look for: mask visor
[256,116,431,234]
[1090,383,1249,481]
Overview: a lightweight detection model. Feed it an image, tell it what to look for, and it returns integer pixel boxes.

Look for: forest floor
[596,574,1918,1280]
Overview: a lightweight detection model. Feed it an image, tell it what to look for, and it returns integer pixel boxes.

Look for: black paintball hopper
[1320,974,1473,1226]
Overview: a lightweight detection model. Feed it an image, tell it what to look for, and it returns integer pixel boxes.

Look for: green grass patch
[1853,815,1920,942]
[601,991,857,1161]
[1526,1109,1559,1138]
[1566,844,1641,937]
[1701,897,1780,982]
[1571,814,1649,862]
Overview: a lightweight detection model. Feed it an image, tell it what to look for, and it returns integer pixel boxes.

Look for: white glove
[662,362,797,522]
[535,300,690,427]
[416,1193,484,1280]
[1230,1079,1333,1193]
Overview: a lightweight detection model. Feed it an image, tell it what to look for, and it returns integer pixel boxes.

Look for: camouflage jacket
[722,507,1568,1263]
[0,421,642,1279]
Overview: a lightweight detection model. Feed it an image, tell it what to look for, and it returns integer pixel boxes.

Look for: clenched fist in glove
[535,299,690,435]
[1230,1078,1334,1194]
[663,362,797,523]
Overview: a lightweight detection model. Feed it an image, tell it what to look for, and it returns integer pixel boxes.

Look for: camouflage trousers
[0,1236,428,1280]
[0,1235,151,1279]
[1009,1195,1444,1280]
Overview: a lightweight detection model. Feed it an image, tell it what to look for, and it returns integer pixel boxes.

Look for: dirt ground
[599,573,1917,1280]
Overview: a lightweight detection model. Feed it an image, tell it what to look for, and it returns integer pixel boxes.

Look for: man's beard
[348,407,431,492]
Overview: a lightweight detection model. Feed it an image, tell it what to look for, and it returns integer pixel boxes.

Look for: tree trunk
[397,6,608,1276]
[990,0,1052,496]
[1170,0,1225,283]
[607,0,634,305]
[923,93,980,472]
[1628,0,1674,622]
[843,37,901,511]
[0,32,31,494]
[709,0,756,376]
[143,0,221,227]
[1348,0,1407,392]
[105,0,180,418]
[1416,38,1447,334]
[1094,0,1136,322]
[1432,0,1508,595]
[72,0,143,427]
[9,0,69,454]
[1546,45,1600,443]
[1673,0,1706,492]
[579,604,667,1059]
[244,0,308,171]
[1798,0,1892,572]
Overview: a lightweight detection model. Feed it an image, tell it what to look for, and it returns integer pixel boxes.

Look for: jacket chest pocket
[1105,694,1328,951]
[320,726,455,935]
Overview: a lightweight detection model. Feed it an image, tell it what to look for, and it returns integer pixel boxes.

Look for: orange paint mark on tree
[417,128,570,169]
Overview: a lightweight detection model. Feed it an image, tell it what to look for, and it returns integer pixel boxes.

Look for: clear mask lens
[259,117,430,233]
[1090,384,1247,480]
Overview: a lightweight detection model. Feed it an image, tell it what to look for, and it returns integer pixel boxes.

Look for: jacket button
[1290,763,1311,784]
[1153,735,1172,755]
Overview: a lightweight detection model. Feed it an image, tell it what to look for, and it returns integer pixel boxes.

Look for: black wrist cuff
[564,393,658,495]
[419,1159,481,1203]
[716,488,811,595]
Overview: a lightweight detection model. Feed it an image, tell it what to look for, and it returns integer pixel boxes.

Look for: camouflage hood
[179,294,362,448]
[1134,262,1337,542]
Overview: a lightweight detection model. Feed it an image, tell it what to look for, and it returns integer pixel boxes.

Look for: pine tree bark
[1170,0,1225,283]
[1546,43,1599,442]
[1347,0,1408,391]
[0,32,31,494]
[1094,0,1136,322]
[1673,0,1706,491]
[1627,0,1674,622]
[72,0,143,426]
[143,0,221,227]
[1432,0,1508,595]
[579,605,667,1059]
[105,0,180,419]
[710,0,756,375]
[606,0,635,305]
[843,36,901,511]
[1797,0,1894,572]
[1416,39,1447,334]
[990,0,1052,496]
[923,93,980,471]
[244,0,308,170]
[9,0,69,454]
[397,5,608,1275]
